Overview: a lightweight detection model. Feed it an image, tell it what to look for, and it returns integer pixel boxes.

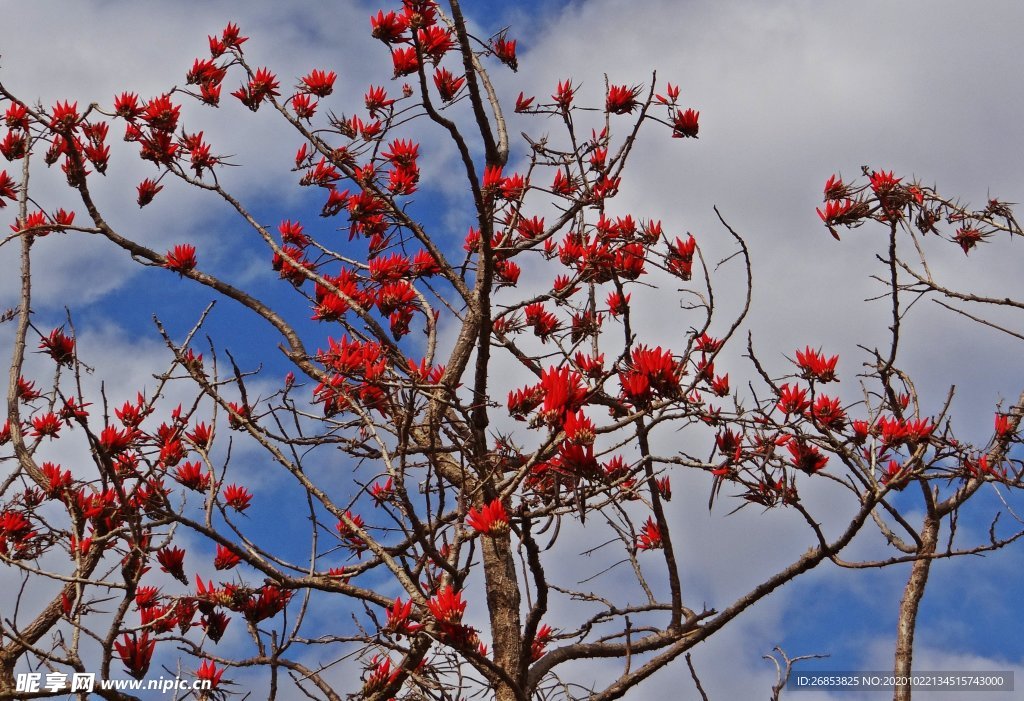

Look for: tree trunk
[482,533,522,701]
[892,515,938,701]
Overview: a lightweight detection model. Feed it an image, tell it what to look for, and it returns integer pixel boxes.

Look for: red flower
[629,345,681,398]
[851,420,870,443]
[175,461,210,491]
[187,136,218,176]
[369,477,394,505]
[40,462,72,498]
[387,166,419,195]
[794,346,838,383]
[39,327,75,365]
[385,597,421,636]
[196,660,224,689]
[113,632,155,680]
[0,510,32,538]
[787,440,828,473]
[186,58,225,87]
[433,67,465,102]
[481,164,505,196]
[811,395,846,430]
[495,260,520,286]
[302,69,337,97]
[49,100,79,132]
[551,168,576,196]
[30,412,62,439]
[823,174,848,200]
[816,198,857,226]
[656,82,679,105]
[552,79,575,110]
[4,102,29,129]
[11,211,50,236]
[427,585,466,624]
[242,584,291,622]
[776,383,809,416]
[136,178,163,207]
[98,425,138,454]
[667,234,696,280]
[995,413,1016,440]
[335,510,367,552]
[869,169,901,194]
[709,373,730,397]
[501,173,527,200]
[953,227,986,255]
[113,92,142,120]
[134,586,161,610]
[363,656,400,696]
[604,290,630,317]
[515,92,535,112]
[214,543,241,570]
[365,85,396,115]
[536,365,587,426]
[466,498,510,536]
[562,409,597,446]
[234,67,280,110]
[157,546,187,584]
[371,10,409,43]
[392,47,420,77]
[141,94,181,132]
[531,623,554,660]
[220,22,248,49]
[636,517,662,550]
[290,93,317,120]
[619,371,651,407]
[606,84,641,114]
[380,139,418,169]
[656,476,672,501]
[0,131,28,161]
[492,35,518,71]
[164,244,197,273]
[672,108,699,138]
[417,25,453,62]
[222,483,253,512]
[201,611,230,643]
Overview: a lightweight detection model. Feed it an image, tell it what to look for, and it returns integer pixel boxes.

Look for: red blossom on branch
[636,517,663,550]
[164,244,197,273]
[113,632,155,680]
[491,34,518,71]
[672,108,699,138]
[302,69,337,97]
[466,498,510,536]
[427,585,466,625]
[606,84,641,114]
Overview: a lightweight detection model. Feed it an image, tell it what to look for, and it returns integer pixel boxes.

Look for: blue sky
[2,1,1024,698]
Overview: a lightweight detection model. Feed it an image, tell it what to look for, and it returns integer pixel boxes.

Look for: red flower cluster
[787,440,828,473]
[794,347,838,383]
[385,597,422,637]
[466,498,510,536]
[113,632,156,680]
[232,67,280,111]
[427,585,466,625]
[606,84,641,115]
[492,34,518,71]
[666,234,696,280]
[619,346,682,407]
[636,517,663,550]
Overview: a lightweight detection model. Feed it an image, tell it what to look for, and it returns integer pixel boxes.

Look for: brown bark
[892,515,939,701]
[482,533,523,701]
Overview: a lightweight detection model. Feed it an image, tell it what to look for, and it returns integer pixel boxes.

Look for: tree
[0,2,1022,700]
